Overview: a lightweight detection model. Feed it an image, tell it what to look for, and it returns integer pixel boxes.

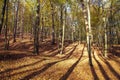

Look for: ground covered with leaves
[0,37,120,80]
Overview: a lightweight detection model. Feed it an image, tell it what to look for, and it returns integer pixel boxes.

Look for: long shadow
[99,54,120,79]
[90,48,99,80]
[1,59,67,78]
[110,46,120,57]
[39,41,71,56]
[96,49,120,65]
[1,43,80,79]
[48,42,72,57]
[64,45,77,55]
[19,44,78,80]
[59,44,85,80]
[0,52,35,61]
[0,59,45,75]
[92,51,109,80]
[47,51,59,57]
[40,48,58,57]
[63,44,78,59]
[11,42,31,50]
[1,65,44,78]
[20,58,67,80]
[41,43,74,57]
[108,56,120,64]
[40,47,58,54]
[90,66,99,80]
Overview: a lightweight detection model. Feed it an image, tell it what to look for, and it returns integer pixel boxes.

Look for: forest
[0,0,120,80]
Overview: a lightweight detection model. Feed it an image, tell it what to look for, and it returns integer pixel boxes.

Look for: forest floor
[0,36,120,80]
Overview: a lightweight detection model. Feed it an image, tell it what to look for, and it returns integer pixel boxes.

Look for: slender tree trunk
[40,16,44,42]
[4,0,9,50]
[50,0,55,45]
[102,5,108,57]
[72,30,74,42]
[20,4,24,39]
[116,19,120,44]
[104,22,108,57]
[0,0,7,34]
[13,0,19,42]
[60,6,66,54]
[87,0,92,66]
[58,5,62,53]
[103,16,108,57]
[82,0,92,66]
[34,0,40,54]
[80,26,82,43]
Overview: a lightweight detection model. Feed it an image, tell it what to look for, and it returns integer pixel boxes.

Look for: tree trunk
[60,5,66,54]
[4,0,9,50]
[13,0,19,42]
[87,0,92,66]
[103,14,109,57]
[0,0,7,34]
[40,16,44,42]
[104,22,108,57]
[50,0,55,45]
[82,0,92,66]
[34,0,40,54]
[116,19,120,44]
[59,5,63,54]
[20,4,25,39]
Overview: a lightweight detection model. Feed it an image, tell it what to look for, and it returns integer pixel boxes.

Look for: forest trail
[0,39,120,80]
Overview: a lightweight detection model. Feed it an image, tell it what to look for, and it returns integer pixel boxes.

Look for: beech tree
[81,0,92,66]
[4,0,9,50]
[13,0,19,42]
[0,0,7,34]
[33,0,40,54]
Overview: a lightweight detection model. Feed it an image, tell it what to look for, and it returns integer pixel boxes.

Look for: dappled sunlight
[0,0,120,79]
[0,36,120,80]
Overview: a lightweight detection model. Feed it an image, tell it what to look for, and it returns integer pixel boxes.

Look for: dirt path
[0,42,120,80]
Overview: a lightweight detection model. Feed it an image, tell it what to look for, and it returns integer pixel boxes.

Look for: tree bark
[49,0,55,45]
[34,0,40,54]
[40,16,44,42]
[13,0,19,42]
[60,5,66,54]
[4,0,9,50]
[82,0,92,66]
[20,4,25,39]
[0,0,7,34]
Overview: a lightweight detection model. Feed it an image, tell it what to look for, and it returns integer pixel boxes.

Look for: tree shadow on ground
[95,48,120,65]
[109,45,120,57]
[18,44,80,80]
[63,44,78,59]
[108,56,120,64]
[59,44,85,80]
[20,59,66,80]
[90,47,101,80]
[0,59,45,77]
[10,41,33,50]
[39,42,72,58]
[0,51,34,61]
[98,54,120,79]
[90,65,99,80]
[92,51,109,80]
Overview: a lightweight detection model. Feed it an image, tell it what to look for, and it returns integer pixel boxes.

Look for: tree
[33,0,40,54]
[13,0,19,42]
[4,0,9,50]
[81,0,93,66]
[60,4,66,54]
[49,0,55,45]
[0,0,7,34]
